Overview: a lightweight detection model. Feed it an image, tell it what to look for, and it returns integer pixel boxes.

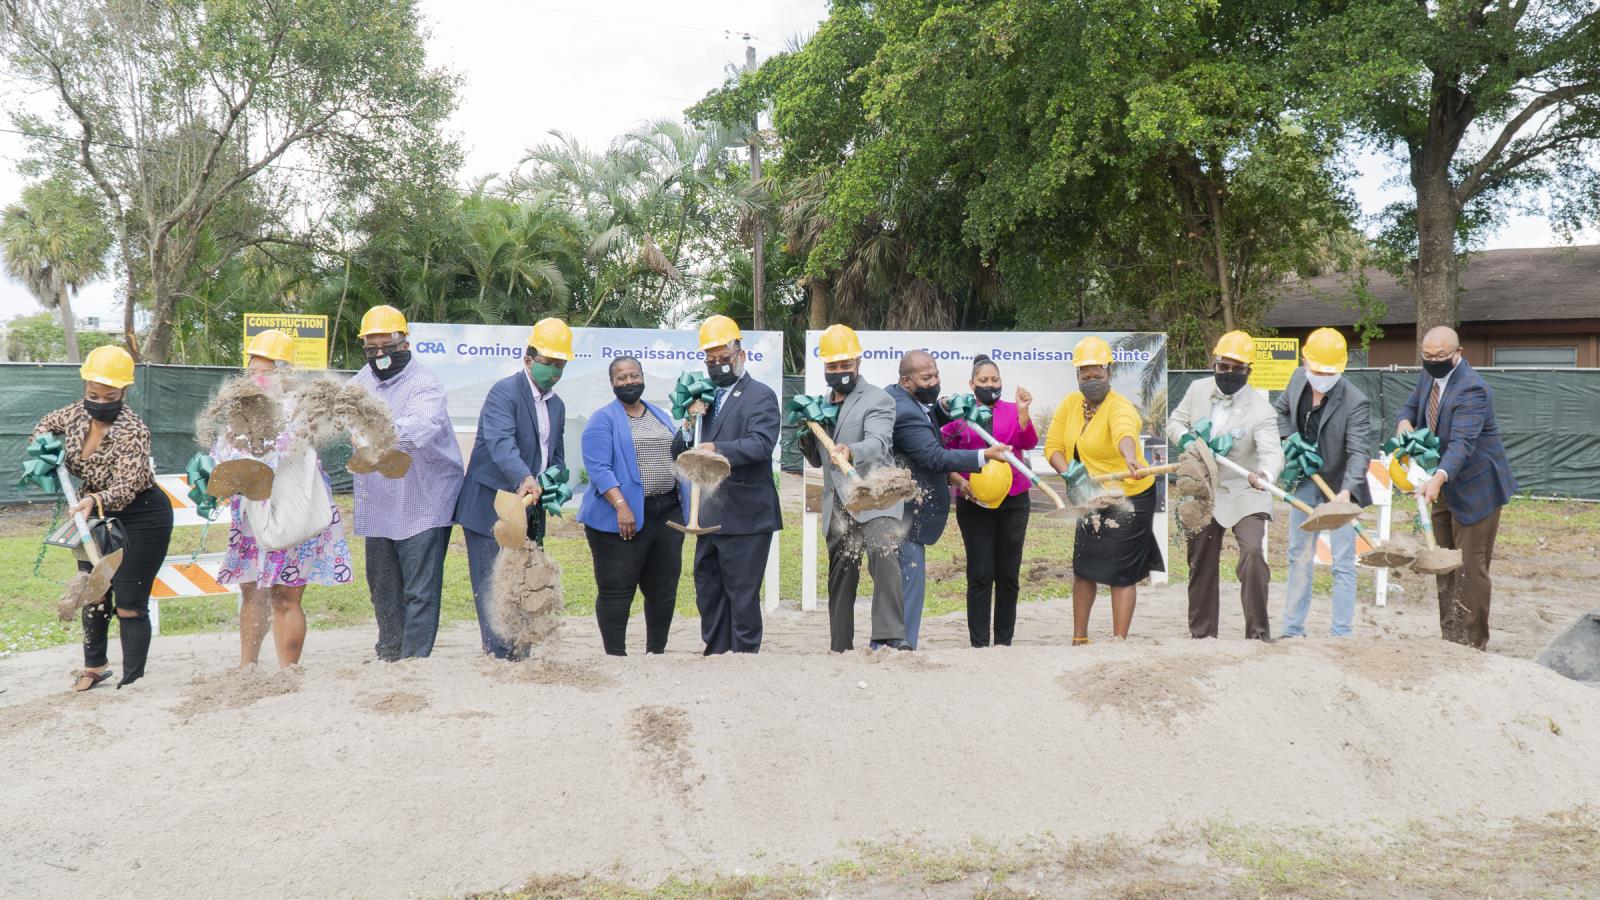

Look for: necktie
[705,387,727,429]
[1427,380,1441,433]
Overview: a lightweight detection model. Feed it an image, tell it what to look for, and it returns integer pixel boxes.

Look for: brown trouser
[1187,513,1271,640]
[1431,504,1501,651]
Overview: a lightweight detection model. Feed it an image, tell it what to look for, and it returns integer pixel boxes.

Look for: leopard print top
[32,402,155,513]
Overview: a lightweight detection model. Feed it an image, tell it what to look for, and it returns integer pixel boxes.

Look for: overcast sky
[1,0,1591,326]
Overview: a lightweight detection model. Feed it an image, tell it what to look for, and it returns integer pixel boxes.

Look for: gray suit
[799,380,906,650]
[1273,369,1373,507]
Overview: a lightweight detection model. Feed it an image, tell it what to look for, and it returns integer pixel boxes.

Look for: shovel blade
[1412,546,1464,575]
[1297,501,1363,533]
[668,521,721,535]
[209,459,274,500]
[347,445,379,474]
[375,449,412,479]
[1358,543,1417,568]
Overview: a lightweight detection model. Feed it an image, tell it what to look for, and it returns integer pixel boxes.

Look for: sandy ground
[4,566,1600,898]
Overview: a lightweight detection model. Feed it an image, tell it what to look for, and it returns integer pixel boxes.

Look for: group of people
[32,306,1515,691]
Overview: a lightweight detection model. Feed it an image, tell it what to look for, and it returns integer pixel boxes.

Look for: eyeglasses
[363,342,403,359]
[1421,351,1456,362]
[1214,361,1249,374]
[705,354,736,367]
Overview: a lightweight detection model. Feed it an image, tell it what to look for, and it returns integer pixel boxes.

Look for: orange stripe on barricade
[175,563,228,594]
[150,577,177,599]
[1368,459,1391,488]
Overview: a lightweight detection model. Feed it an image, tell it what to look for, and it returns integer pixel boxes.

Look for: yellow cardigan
[1043,390,1154,496]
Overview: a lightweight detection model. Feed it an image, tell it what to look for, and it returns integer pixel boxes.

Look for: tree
[1301,0,1600,348]
[0,175,110,363]
[2,0,459,362]
[4,311,116,361]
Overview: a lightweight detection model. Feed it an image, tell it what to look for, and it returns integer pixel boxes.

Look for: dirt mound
[1322,637,1487,688]
[357,690,430,715]
[481,656,616,691]
[625,704,698,798]
[172,667,303,720]
[1061,652,1246,726]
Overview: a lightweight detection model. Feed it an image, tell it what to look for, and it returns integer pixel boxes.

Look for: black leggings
[80,485,173,686]
[585,492,684,655]
[956,491,1031,647]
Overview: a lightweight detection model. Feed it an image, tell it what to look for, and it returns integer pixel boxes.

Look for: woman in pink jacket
[942,354,1039,646]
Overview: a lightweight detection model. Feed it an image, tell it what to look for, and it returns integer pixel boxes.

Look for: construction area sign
[1249,337,1299,392]
[243,314,329,369]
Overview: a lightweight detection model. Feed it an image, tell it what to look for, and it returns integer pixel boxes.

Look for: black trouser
[585,492,684,655]
[956,491,1031,647]
[81,485,173,687]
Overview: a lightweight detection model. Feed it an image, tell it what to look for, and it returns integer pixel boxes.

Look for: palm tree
[0,177,111,363]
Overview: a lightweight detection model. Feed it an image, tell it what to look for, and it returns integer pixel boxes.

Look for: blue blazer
[454,372,566,537]
[1396,360,1517,525]
[577,399,690,533]
[887,383,985,545]
[669,372,782,535]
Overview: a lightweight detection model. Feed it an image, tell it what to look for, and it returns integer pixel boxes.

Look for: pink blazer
[941,398,1039,495]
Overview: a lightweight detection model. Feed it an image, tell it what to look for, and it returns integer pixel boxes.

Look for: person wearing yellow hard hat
[213,330,353,669]
[1166,329,1284,641]
[669,314,782,654]
[797,323,913,651]
[351,304,463,660]
[31,345,173,690]
[453,317,572,659]
[1043,336,1164,643]
[1273,327,1372,639]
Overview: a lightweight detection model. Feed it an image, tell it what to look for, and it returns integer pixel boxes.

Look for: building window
[1491,346,1577,367]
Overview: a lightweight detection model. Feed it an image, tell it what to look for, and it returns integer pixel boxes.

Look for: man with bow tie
[1167,330,1283,641]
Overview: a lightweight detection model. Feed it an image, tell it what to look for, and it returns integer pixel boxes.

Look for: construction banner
[1249,337,1300,392]
[243,314,329,369]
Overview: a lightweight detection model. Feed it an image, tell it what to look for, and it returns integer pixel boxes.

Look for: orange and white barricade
[1313,458,1394,606]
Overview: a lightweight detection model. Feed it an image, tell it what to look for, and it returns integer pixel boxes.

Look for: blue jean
[365,525,451,659]
[885,539,927,649]
[1283,495,1357,637]
[464,527,517,659]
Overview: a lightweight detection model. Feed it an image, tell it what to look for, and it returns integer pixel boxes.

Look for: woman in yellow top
[1044,336,1164,643]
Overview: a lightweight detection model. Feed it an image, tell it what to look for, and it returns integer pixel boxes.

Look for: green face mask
[529,361,562,392]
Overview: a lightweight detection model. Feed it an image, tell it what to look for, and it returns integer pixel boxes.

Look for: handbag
[242,444,333,551]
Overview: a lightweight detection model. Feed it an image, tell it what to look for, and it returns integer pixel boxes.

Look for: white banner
[799,330,1170,610]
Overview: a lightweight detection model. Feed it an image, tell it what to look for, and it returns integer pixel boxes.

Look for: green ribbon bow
[1176,419,1234,458]
[16,434,65,495]
[538,464,573,516]
[1382,428,1441,473]
[1059,460,1088,490]
[946,393,994,430]
[1279,434,1324,490]
[669,371,718,420]
[185,452,219,520]
[783,394,839,428]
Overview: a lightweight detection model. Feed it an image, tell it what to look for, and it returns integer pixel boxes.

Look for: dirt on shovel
[1359,534,1419,568]
[55,548,123,621]
[1299,500,1363,532]
[844,466,917,513]
[676,447,731,487]
[1413,545,1465,575]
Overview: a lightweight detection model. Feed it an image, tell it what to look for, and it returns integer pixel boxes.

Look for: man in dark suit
[1273,327,1372,638]
[454,318,570,659]
[671,315,781,654]
[1396,326,1518,650]
[887,350,1009,648]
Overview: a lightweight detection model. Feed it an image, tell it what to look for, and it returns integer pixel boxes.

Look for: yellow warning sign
[243,314,329,369]
[1249,337,1299,392]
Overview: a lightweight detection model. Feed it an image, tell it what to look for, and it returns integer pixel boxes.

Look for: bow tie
[1211,393,1234,406]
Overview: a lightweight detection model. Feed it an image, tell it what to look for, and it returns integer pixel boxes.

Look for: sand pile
[172,666,303,720]
[487,541,565,655]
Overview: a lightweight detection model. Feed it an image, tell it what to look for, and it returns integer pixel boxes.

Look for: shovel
[347,435,412,479]
[55,463,124,620]
[953,417,1075,519]
[1306,472,1416,568]
[801,420,917,514]
[1063,463,1182,505]
[670,415,722,535]
[1208,449,1356,533]
[1407,489,1464,575]
[207,457,274,500]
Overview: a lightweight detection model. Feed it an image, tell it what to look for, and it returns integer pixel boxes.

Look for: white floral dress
[213,431,353,588]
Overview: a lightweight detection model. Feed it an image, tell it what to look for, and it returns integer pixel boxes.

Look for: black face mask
[1422,357,1457,379]
[974,385,1002,406]
[911,382,941,405]
[370,349,411,382]
[1078,378,1110,403]
[613,383,645,405]
[825,371,857,395]
[83,398,123,423]
[707,362,739,388]
[1215,370,1249,396]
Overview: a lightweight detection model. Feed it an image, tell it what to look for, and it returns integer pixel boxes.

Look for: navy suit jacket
[887,383,985,545]
[670,372,782,535]
[1396,360,1516,525]
[454,371,566,537]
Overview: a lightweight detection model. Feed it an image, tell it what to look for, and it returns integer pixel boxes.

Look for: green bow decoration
[784,394,839,427]
[538,464,573,516]
[946,393,994,430]
[16,433,65,495]
[1279,434,1324,490]
[185,452,219,520]
[1176,420,1234,458]
[1383,428,1441,473]
[1059,460,1088,490]
[669,371,718,420]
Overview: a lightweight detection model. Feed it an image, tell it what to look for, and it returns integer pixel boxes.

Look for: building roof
[1264,245,1600,328]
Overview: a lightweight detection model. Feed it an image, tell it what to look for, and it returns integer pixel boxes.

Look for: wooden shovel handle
[1212,452,1319,517]
[1090,463,1180,484]
[805,421,860,479]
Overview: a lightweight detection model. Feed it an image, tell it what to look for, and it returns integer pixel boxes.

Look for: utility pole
[745,39,766,330]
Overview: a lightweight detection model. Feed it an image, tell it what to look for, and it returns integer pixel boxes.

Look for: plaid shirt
[349,360,464,540]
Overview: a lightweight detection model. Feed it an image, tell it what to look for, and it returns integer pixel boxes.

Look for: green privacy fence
[1,362,354,506]
[1169,368,1600,500]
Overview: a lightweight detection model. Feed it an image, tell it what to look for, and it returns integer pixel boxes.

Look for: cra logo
[414,341,446,354]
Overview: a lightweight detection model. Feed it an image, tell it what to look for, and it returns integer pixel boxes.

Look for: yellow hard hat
[79,345,135,389]
[244,329,295,365]
[1388,456,1414,493]
[359,305,408,337]
[698,314,742,351]
[818,324,863,363]
[968,458,1012,508]
[1302,327,1348,375]
[528,317,574,361]
[1212,330,1256,364]
[1072,335,1113,368]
